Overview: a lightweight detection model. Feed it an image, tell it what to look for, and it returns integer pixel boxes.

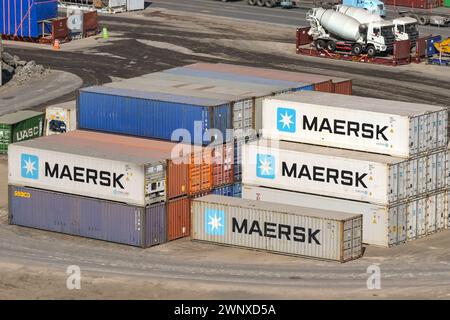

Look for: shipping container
[262,91,447,157]
[383,0,441,9]
[45,101,77,136]
[184,62,335,93]
[242,139,448,206]
[77,86,231,146]
[8,185,166,247]
[242,185,448,247]
[141,71,313,133]
[445,0,450,7]
[192,195,363,262]
[211,143,234,188]
[8,130,196,206]
[167,196,190,241]
[211,183,242,198]
[0,110,44,154]
[1,0,58,38]
[331,77,353,95]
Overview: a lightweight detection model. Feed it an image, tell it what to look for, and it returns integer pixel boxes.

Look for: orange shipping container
[332,78,353,95]
[167,196,191,241]
[211,143,234,188]
[189,149,213,195]
[313,81,333,93]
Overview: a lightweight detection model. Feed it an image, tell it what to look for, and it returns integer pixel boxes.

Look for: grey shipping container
[191,194,363,262]
[8,185,167,247]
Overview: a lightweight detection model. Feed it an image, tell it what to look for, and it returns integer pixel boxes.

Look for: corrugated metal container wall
[211,183,242,198]
[167,196,190,241]
[8,186,167,247]
[191,195,363,262]
[77,86,231,146]
[211,143,234,188]
[332,78,353,95]
[242,185,449,247]
[183,63,334,93]
[262,91,448,158]
[189,150,212,196]
[1,0,57,38]
[167,158,189,199]
[243,140,449,206]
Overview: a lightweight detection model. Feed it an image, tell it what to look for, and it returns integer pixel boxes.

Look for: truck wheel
[418,15,428,25]
[352,44,363,55]
[327,41,336,52]
[248,0,257,5]
[256,0,265,6]
[265,0,276,7]
[315,39,326,51]
[366,46,376,58]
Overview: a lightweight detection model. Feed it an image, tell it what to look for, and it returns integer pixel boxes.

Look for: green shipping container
[0,110,45,154]
[445,0,450,7]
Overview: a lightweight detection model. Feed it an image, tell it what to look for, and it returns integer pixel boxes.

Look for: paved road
[149,0,450,38]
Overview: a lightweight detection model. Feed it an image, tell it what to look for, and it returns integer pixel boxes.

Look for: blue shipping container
[426,35,442,57]
[164,67,313,92]
[1,0,58,38]
[211,183,242,198]
[78,86,232,146]
[9,185,167,248]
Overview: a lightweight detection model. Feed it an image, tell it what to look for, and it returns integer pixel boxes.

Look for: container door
[145,203,167,247]
[427,111,438,151]
[397,204,407,243]
[408,158,418,198]
[398,161,407,201]
[409,117,419,156]
[167,197,190,241]
[418,114,427,153]
[417,198,426,237]
[407,200,417,241]
[389,165,398,204]
[0,125,12,154]
[426,194,437,234]
[418,156,427,195]
[436,151,447,190]
[213,104,231,144]
[427,153,437,192]
[436,192,447,231]
[436,110,447,149]
[388,207,398,246]
[167,158,189,199]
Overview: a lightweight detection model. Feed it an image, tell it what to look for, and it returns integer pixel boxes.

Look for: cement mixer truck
[307,8,395,57]
[336,5,419,44]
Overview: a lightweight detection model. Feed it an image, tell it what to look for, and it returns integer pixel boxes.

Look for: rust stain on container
[211,143,234,188]
[167,196,191,241]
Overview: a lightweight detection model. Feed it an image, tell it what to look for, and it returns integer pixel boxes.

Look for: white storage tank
[191,194,363,262]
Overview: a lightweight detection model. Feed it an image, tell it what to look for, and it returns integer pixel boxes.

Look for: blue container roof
[163,67,312,89]
[80,86,230,107]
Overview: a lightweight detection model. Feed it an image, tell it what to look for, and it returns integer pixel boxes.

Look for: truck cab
[364,20,396,53]
[342,0,386,17]
[392,17,419,43]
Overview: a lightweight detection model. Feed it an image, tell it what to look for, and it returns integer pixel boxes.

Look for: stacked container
[0,110,45,154]
[241,91,449,247]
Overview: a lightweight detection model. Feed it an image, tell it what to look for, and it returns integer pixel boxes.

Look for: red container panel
[167,196,190,241]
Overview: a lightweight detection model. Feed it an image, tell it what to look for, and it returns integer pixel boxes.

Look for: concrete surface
[0,71,82,116]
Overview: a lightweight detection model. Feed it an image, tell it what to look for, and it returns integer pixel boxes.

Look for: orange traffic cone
[53,39,60,50]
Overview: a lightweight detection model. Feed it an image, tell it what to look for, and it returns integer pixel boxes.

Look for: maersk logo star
[256,154,275,179]
[21,154,39,180]
[205,209,225,236]
[277,107,296,133]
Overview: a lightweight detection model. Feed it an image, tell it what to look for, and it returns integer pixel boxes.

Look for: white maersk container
[45,101,76,136]
[242,185,448,247]
[262,91,448,158]
[8,131,169,206]
[191,195,363,262]
[242,139,448,206]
